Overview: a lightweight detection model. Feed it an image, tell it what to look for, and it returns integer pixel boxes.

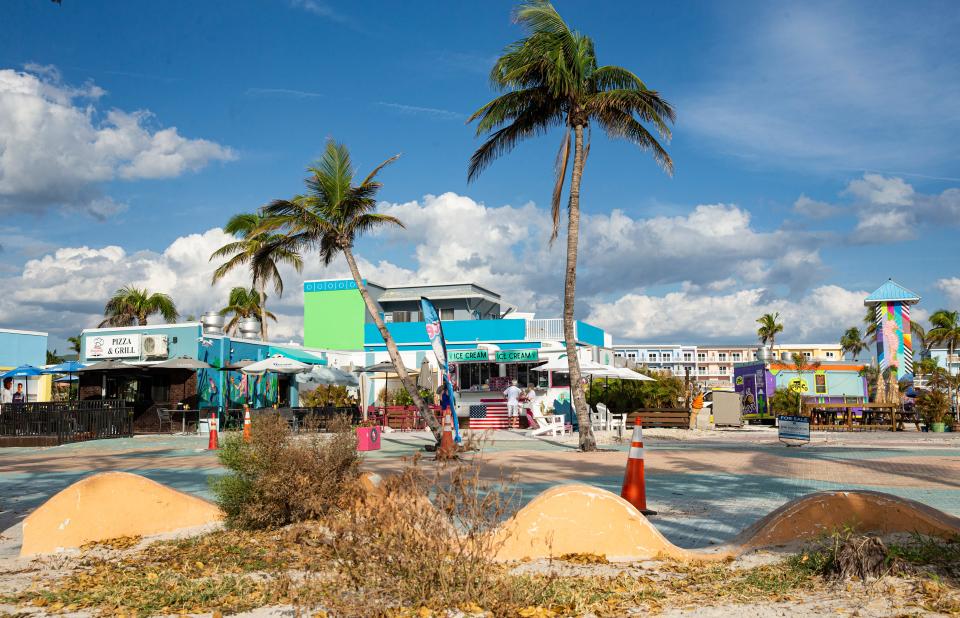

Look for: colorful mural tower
[864,279,921,381]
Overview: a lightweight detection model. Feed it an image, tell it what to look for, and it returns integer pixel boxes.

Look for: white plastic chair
[590,406,608,431]
[598,402,626,436]
[527,408,566,437]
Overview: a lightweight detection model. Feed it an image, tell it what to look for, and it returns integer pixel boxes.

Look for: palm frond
[468,101,564,181]
[550,127,571,242]
[588,89,675,139]
[594,108,674,175]
[592,65,647,91]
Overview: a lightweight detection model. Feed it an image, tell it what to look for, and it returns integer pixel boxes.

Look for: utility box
[710,391,743,427]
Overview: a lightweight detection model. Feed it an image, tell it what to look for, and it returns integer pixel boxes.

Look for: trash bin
[356,426,381,451]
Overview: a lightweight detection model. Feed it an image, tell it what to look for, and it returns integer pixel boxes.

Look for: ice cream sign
[88,334,142,359]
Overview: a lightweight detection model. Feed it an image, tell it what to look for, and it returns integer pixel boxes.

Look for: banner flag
[421,297,461,443]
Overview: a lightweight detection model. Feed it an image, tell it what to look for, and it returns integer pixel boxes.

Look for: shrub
[326,457,518,612]
[768,387,801,417]
[211,414,360,530]
[300,384,356,407]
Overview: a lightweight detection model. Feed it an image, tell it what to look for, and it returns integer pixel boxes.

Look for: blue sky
[1,0,958,350]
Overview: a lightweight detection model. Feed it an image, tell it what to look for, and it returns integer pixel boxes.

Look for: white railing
[525,318,568,341]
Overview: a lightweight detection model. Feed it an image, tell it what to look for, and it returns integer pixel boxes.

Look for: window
[815,373,827,394]
[458,362,500,390]
[718,353,727,361]
[698,367,707,375]
[732,353,741,361]
[440,308,455,321]
[697,353,706,361]
[392,310,411,323]
[627,352,637,359]
[804,351,812,359]
[826,351,835,358]
[683,353,692,361]
[551,371,571,388]
[614,351,623,357]
[648,353,658,361]
[719,365,728,373]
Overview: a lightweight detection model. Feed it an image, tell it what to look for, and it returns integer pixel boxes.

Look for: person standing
[12,383,25,404]
[504,380,522,418]
[1,377,13,409]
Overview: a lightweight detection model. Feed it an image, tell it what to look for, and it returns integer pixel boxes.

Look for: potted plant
[917,369,952,433]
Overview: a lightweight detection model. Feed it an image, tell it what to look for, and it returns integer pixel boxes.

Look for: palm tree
[67,335,81,356]
[468,0,674,451]
[220,287,276,335]
[756,313,784,349]
[840,327,867,361]
[210,213,303,341]
[100,286,179,327]
[928,309,960,416]
[790,352,821,416]
[258,141,440,439]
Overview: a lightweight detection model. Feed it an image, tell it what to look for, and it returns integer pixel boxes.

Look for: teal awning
[268,347,327,365]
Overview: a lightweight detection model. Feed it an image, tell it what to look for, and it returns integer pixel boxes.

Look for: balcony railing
[525,318,568,341]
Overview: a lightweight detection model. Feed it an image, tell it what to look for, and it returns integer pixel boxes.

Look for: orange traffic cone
[242,405,252,443]
[621,417,656,515]
[207,411,219,450]
[436,410,455,460]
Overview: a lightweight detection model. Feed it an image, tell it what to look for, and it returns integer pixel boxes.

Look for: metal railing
[0,400,133,446]
[525,318,568,341]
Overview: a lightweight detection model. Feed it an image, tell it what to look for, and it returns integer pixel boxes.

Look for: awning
[269,346,328,365]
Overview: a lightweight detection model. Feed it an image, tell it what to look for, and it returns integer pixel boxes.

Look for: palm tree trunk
[565,124,595,451]
[258,283,268,341]
[342,246,440,440]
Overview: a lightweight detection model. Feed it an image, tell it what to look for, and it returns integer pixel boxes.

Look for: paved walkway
[3,429,960,549]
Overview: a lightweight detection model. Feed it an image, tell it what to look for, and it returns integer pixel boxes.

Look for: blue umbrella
[2,364,42,404]
[41,360,88,404]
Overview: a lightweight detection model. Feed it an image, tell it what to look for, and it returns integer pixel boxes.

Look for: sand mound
[493,484,729,562]
[21,471,223,556]
[732,490,960,551]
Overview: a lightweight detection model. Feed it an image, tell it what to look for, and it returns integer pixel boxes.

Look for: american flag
[466,398,520,430]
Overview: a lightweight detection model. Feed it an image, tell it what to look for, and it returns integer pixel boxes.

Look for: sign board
[87,334,142,359]
[778,415,810,444]
[495,350,539,363]
[449,349,489,362]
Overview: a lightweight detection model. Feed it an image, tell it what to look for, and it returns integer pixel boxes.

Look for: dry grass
[211,413,360,530]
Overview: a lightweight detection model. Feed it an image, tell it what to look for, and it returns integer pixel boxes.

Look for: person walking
[504,380,522,419]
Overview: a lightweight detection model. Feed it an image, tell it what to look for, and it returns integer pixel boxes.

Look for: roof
[864,279,920,305]
[0,328,48,337]
[377,283,502,305]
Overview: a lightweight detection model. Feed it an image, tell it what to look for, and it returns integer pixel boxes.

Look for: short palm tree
[790,352,821,416]
[210,213,303,341]
[756,313,784,349]
[468,0,674,451]
[863,306,878,340]
[67,335,82,356]
[100,286,179,327]
[840,327,867,361]
[220,287,276,335]
[258,141,440,438]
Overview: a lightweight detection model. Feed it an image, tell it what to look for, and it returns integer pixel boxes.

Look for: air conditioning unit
[142,335,169,359]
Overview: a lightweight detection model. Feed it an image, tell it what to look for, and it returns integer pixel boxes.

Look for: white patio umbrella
[241,354,311,375]
[612,367,656,381]
[532,356,606,374]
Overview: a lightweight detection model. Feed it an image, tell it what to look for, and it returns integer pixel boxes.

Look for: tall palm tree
[210,213,303,341]
[258,141,440,439]
[928,309,960,415]
[756,313,784,349]
[840,327,867,361]
[67,335,82,356]
[220,287,276,335]
[468,0,674,451]
[100,286,179,327]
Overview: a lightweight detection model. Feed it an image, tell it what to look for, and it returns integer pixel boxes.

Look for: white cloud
[845,174,915,206]
[840,173,960,243]
[937,278,960,307]
[586,285,867,343]
[0,67,234,216]
[793,195,839,219]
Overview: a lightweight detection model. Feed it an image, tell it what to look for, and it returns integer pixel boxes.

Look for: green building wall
[303,279,367,350]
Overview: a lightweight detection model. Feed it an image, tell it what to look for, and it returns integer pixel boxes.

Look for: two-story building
[303,279,613,426]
